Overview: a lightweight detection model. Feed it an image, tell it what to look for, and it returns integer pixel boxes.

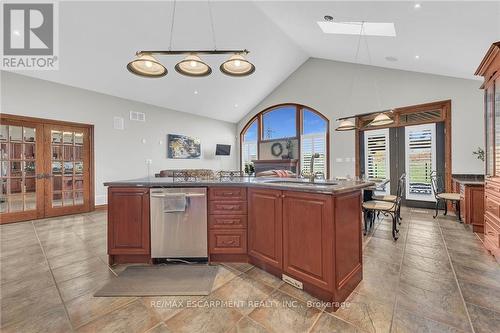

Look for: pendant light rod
[337,109,393,121]
[136,49,249,56]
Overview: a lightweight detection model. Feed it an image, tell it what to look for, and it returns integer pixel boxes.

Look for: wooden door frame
[0,113,95,223]
[355,100,452,194]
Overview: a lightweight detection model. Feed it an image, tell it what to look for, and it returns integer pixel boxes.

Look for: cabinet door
[108,187,150,255]
[248,188,283,269]
[282,191,333,290]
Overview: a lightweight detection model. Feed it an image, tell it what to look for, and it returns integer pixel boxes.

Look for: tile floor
[1,207,499,333]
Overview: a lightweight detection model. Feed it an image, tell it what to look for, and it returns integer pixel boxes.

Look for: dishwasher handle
[150,193,206,198]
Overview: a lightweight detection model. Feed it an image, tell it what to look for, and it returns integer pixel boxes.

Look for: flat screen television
[215,144,231,156]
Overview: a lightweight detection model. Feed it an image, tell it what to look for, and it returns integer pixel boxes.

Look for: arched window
[240,104,329,177]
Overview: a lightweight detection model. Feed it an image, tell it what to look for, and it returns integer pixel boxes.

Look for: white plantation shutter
[300,133,326,175]
[405,124,436,201]
[364,129,390,184]
[242,141,257,170]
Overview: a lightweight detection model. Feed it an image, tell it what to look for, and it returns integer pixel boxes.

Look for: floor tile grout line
[388,208,411,333]
[31,220,75,333]
[437,218,476,333]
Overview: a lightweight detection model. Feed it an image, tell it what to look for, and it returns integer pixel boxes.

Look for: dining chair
[430,171,461,222]
[362,175,405,240]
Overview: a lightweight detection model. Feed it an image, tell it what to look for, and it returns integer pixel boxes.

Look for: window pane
[300,133,327,176]
[243,120,258,142]
[364,129,390,194]
[262,106,296,140]
[405,124,436,201]
[303,109,327,135]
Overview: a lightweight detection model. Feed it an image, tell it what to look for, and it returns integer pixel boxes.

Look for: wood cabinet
[107,187,150,265]
[208,187,248,261]
[476,41,500,261]
[282,191,333,291]
[248,188,283,270]
[453,179,485,232]
[248,187,363,309]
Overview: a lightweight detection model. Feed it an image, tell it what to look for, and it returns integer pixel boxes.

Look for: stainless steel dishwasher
[150,188,207,261]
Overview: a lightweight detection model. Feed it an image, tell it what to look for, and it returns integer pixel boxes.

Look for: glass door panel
[44,124,90,216]
[495,80,500,176]
[1,116,92,223]
[0,121,43,221]
[486,86,494,176]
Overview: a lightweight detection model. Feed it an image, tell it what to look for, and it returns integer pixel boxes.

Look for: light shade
[175,54,212,77]
[369,113,394,127]
[220,54,255,77]
[127,53,167,78]
[335,119,356,131]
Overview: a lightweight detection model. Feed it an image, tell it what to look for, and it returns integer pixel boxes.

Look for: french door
[1,115,93,223]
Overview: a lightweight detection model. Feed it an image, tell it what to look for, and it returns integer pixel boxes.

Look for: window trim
[240,103,330,177]
[355,99,452,199]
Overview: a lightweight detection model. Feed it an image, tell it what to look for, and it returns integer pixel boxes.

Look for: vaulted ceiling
[7,1,500,123]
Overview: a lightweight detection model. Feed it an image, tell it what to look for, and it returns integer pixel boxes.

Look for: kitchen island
[104,177,373,310]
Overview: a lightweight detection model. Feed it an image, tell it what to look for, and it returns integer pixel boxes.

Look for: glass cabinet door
[486,86,494,176]
[496,79,500,176]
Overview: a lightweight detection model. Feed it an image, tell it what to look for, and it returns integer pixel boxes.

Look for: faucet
[309,153,321,182]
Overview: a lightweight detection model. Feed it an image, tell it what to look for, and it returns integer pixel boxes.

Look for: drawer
[209,187,247,201]
[209,215,247,229]
[209,229,247,254]
[209,201,247,215]
[485,194,500,219]
[485,217,500,248]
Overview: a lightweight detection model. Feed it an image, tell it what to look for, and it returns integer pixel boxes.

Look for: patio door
[1,115,93,223]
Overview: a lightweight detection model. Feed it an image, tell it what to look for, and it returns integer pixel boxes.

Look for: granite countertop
[452,174,485,186]
[104,177,375,195]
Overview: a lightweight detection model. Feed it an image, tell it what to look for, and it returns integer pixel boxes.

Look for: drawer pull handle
[218,205,238,210]
[221,240,236,245]
[218,219,238,224]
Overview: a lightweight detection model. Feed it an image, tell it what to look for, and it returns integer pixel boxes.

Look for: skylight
[317,21,396,37]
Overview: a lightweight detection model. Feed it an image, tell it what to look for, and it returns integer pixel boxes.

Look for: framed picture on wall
[167,134,201,159]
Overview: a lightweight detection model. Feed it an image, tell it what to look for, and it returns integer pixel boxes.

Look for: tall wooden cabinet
[475,41,500,261]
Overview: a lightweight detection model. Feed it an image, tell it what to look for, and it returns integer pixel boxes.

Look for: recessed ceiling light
[194,90,198,94]
[12,30,20,36]
[234,104,239,108]
[385,56,398,62]
[317,21,396,37]
[414,3,421,9]
[415,55,420,60]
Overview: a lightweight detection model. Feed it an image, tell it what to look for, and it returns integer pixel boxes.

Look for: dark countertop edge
[103,179,375,195]
[452,174,484,186]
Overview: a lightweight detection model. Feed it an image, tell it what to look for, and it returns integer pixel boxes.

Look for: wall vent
[130,111,146,122]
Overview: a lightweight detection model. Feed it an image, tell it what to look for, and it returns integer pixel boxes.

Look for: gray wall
[238,58,485,178]
[1,72,238,205]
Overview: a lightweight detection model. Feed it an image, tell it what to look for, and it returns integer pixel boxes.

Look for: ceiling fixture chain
[208,0,217,50]
[168,0,177,51]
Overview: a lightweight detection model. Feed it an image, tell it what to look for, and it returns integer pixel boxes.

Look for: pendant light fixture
[175,54,212,77]
[220,53,255,77]
[127,0,255,78]
[335,119,356,131]
[127,53,167,78]
[369,112,394,127]
[334,19,393,130]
